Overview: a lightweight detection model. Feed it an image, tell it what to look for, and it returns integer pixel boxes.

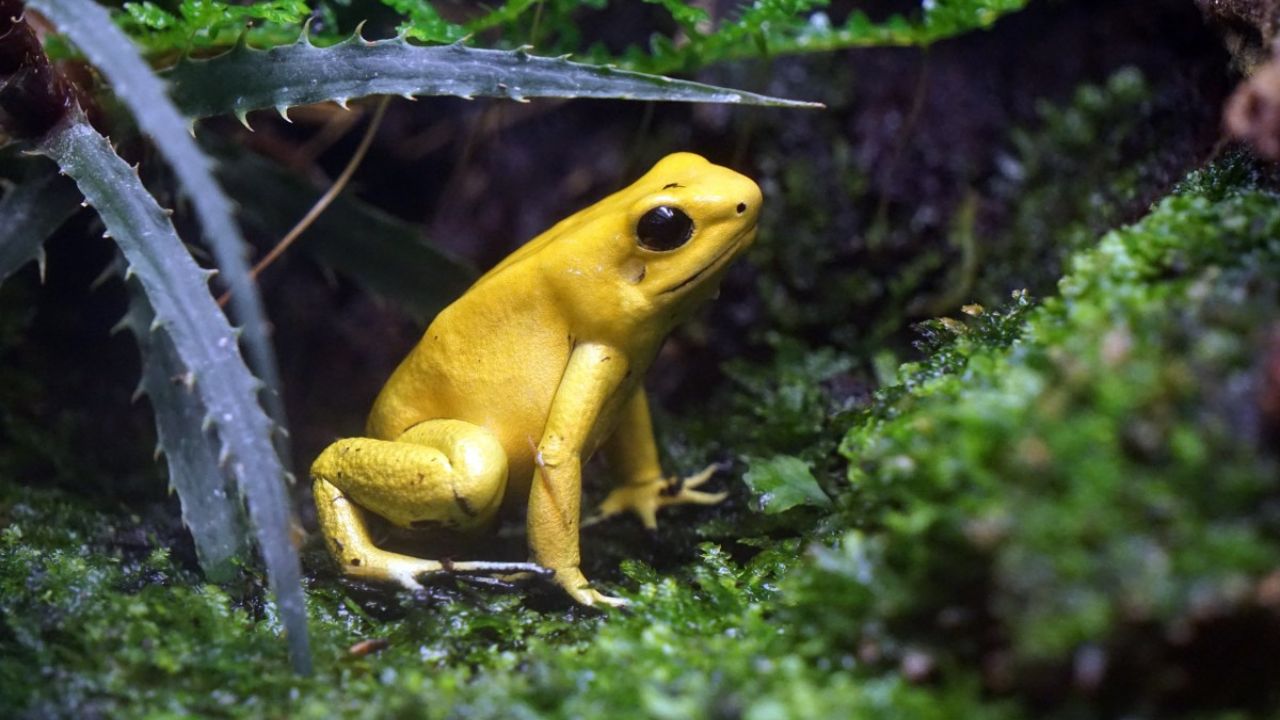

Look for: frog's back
[365,263,571,470]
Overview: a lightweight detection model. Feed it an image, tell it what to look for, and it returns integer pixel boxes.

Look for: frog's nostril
[736,202,747,214]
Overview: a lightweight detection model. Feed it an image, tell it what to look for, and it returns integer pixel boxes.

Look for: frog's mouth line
[658,228,751,295]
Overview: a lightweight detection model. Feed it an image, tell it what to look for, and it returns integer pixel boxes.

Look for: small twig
[217,95,392,308]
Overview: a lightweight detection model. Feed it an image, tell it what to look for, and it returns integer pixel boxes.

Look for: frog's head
[620,153,761,309]
[527,152,760,340]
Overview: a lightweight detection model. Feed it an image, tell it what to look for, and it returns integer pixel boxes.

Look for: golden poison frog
[312,153,761,606]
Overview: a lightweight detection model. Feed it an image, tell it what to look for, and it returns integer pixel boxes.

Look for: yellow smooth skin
[311,153,762,606]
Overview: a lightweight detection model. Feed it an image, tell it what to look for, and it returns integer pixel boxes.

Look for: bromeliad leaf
[163,33,822,121]
[742,455,832,514]
[37,114,311,675]
[0,162,81,285]
[29,0,291,458]
[123,286,248,583]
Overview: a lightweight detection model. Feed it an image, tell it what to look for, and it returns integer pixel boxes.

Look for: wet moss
[799,152,1280,713]
[0,480,1020,718]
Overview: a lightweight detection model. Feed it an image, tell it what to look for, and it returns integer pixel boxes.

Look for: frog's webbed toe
[593,463,727,530]
[555,567,630,608]
[663,464,730,505]
[314,477,549,589]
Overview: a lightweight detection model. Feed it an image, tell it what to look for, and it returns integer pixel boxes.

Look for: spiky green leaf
[29,0,291,467]
[163,33,821,120]
[125,286,248,582]
[0,162,80,285]
[37,115,311,675]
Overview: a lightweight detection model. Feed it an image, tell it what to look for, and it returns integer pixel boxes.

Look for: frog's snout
[727,174,764,229]
[731,178,763,246]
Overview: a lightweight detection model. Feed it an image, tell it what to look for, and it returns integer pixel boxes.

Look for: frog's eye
[637,206,694,251]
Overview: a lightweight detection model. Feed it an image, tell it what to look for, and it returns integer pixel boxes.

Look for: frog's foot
[592,464,728,530]
[342,552,548,592]
[329,536,544,592]
[314,476,544,590]
[554,567,630,608]
[383,558,438,592]
[441,561,552,585]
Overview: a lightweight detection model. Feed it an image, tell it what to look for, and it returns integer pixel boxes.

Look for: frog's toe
[680,464,721,490]
[674,488,728,506]
[556,568,630,608]
[571,586,630,608]
[589,591,631,609]
[660,464,728,508]
[390,568,426,592]
[637,505,659,531]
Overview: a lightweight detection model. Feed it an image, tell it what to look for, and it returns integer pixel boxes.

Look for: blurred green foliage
[118,0,313,53]
[810,152,1280,700]
[978,67,1159,301]
[113,0,1029,72]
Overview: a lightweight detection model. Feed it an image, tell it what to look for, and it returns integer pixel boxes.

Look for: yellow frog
[311,152,761,606]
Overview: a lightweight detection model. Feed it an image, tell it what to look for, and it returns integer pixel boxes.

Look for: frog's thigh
[312,419,508,531]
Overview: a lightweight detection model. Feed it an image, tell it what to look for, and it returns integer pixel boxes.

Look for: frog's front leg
[594,389,727,529]
[528,342,631,607]
[311,419,542,590]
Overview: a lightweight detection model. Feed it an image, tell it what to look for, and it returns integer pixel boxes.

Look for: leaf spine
[299,17,316,45]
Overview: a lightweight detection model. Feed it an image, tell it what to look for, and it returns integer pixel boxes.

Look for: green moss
[798,152,1280,709]
[0,480,1021,718]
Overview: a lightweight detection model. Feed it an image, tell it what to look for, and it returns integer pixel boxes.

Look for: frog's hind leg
[311,419,540,590]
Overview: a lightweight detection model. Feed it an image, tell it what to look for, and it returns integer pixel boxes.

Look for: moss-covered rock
[792,153,1280,713]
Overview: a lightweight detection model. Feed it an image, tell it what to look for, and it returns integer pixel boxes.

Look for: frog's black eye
[637,206,693,251]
